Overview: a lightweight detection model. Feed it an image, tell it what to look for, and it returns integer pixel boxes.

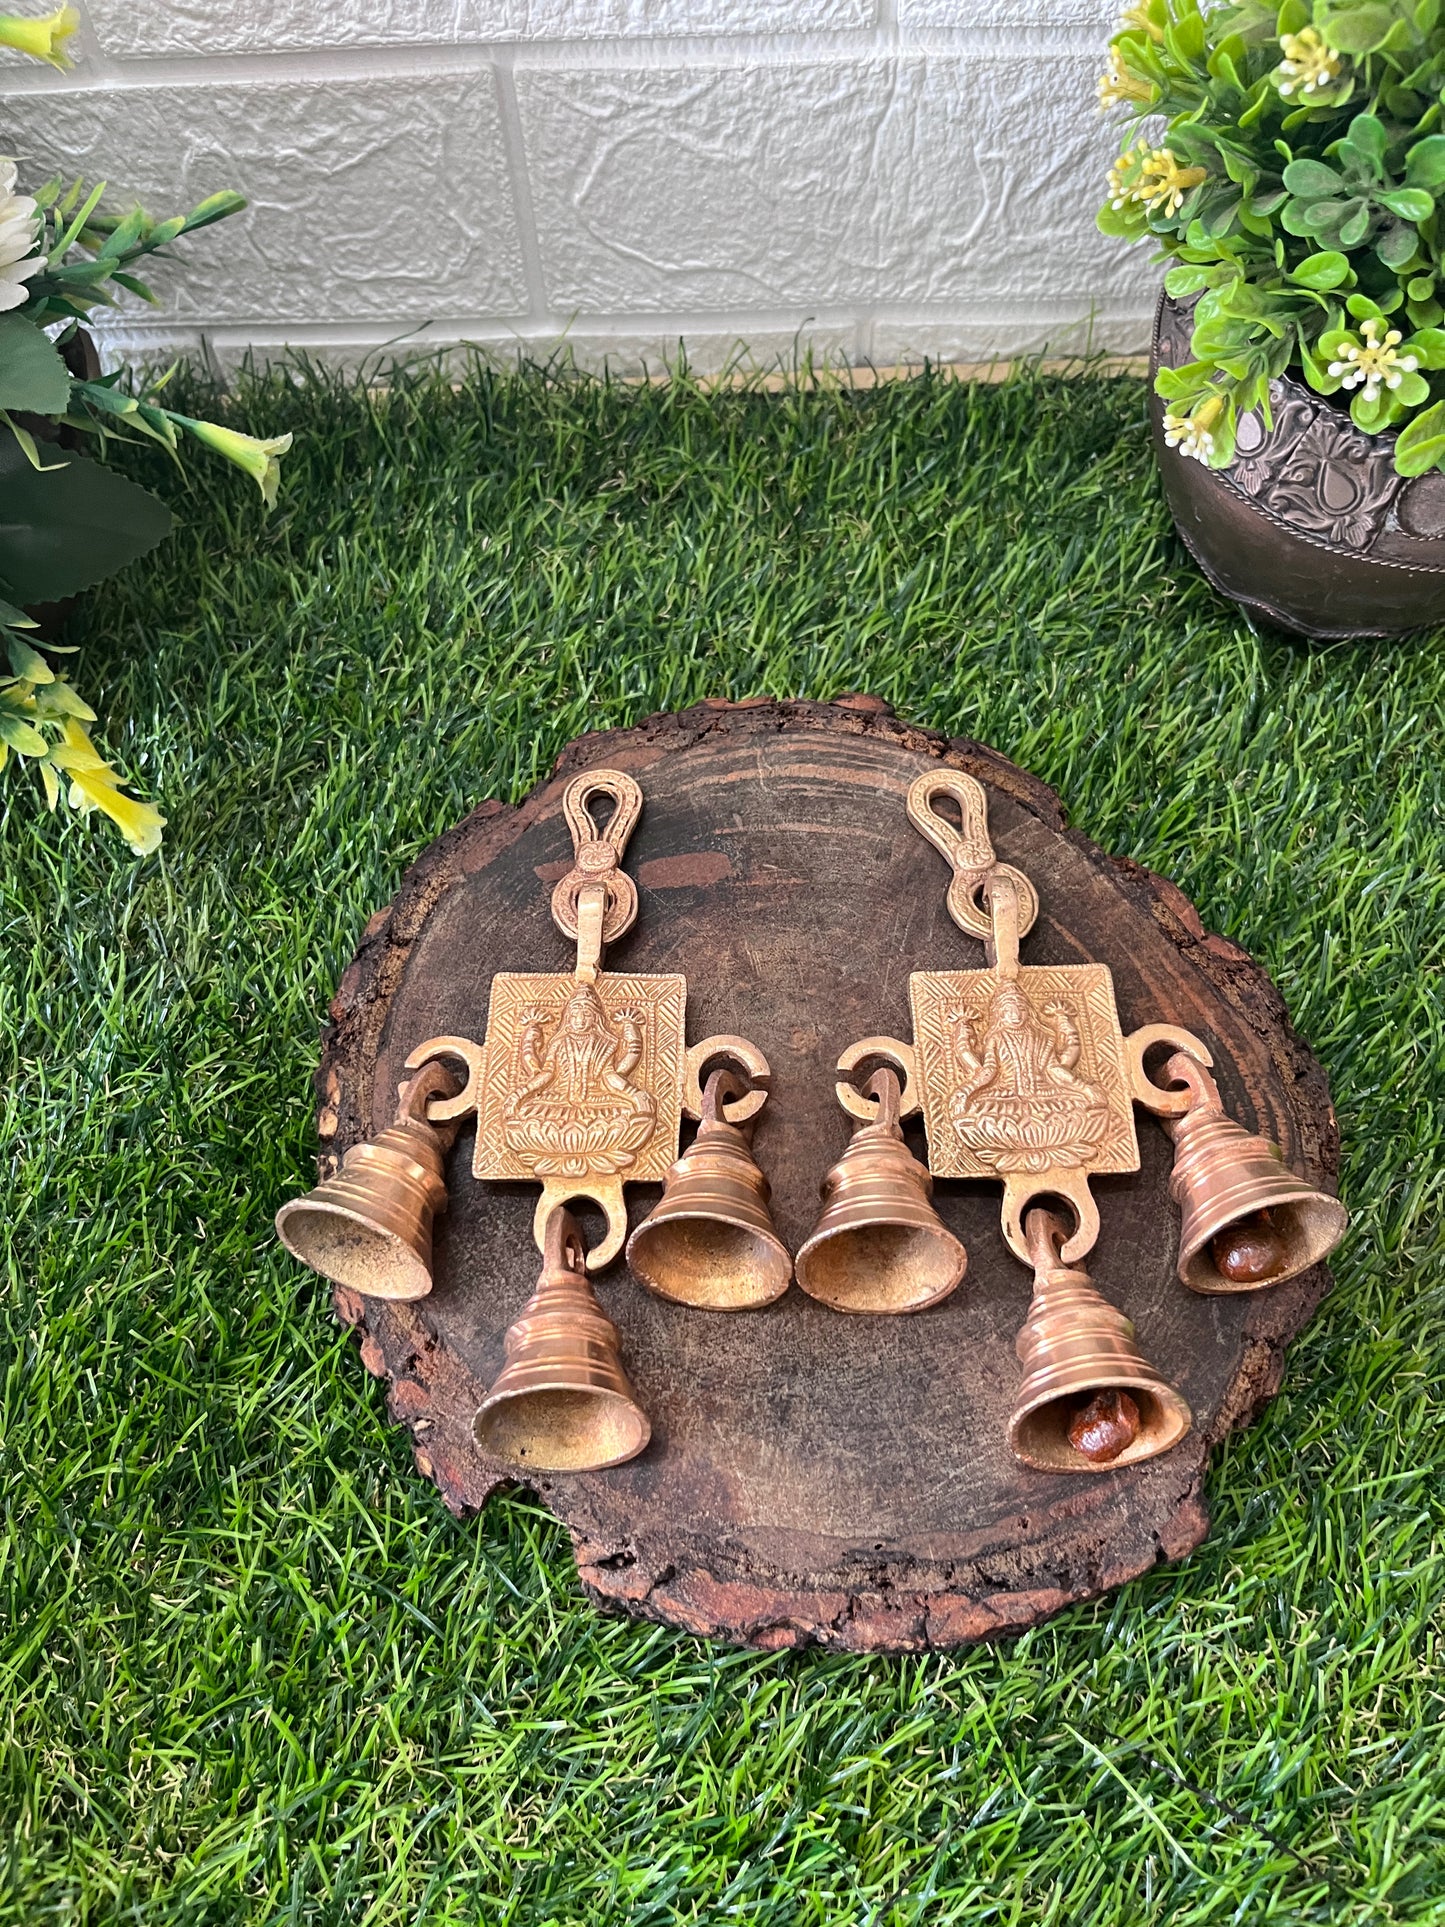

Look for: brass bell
[796,1067,966,1313]
[626,1068,791,1309]
[1009,1207,1191,1473]
[475,1206,651,1472]
[275,1062,456,1301]
[1163,1050,1348,1294]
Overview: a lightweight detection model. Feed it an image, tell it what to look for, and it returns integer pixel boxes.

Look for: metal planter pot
[1151,291,1445,638]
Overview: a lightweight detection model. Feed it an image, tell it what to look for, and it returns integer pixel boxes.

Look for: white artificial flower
[0,159,42,312]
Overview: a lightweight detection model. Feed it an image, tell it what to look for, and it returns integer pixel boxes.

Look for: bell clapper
[1067,1389,1141,1464]
[1211,1208,1289,1286]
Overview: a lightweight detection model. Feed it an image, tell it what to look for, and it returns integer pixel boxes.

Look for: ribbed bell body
[276,1115,448,1301]
[1009,1208,1191,1473]
[475,1208,650,1472]
[627,1109,792,1310]
[796,1069,966,1313]
[1165,1052,1348,1294]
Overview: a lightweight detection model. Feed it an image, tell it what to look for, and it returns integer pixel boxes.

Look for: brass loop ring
[550,868,639,945]
[550,767,645,944]
[947,863,1040,944]
[402,1034,486,1122]
[1123,1023,1215,1117]
[835,1036,921,1121]
[684,1034,770,1124]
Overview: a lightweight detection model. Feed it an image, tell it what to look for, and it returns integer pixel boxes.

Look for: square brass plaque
[474,970,687,1184]
[909,964,1139,1181]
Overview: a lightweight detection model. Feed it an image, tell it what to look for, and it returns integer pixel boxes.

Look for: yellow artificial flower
[0,6,79,68]
[1162,395,1225,464]
[48,720,164,854]
[1275,26,1343,98]
[1118,1,1164,41]
[1109,142,1207,217]
[180,417,294,506]
[1327,317,1419,404]
[1097,47,1153,107]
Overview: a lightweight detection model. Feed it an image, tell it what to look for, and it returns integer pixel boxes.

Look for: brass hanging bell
[1163,1050,1348,1294]
[626,1067,792,1309]
[796,1067,967,1313]
[1009,1207,1191,1473]
[474,1206,651,1472]
[275,1062,457,1301]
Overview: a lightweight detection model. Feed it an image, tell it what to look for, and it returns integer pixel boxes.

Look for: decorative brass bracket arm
[403,768,771,1271]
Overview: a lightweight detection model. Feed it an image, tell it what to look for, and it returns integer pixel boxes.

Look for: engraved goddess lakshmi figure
[503,984,657,1178]
[946,980,1110,1173]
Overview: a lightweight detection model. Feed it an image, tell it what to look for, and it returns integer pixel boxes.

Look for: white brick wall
[0,1,1154,374]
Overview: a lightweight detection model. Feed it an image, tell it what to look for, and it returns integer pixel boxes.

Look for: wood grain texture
[316,698,1340,1653]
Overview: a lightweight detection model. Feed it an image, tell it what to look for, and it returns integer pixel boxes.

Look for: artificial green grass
[2,355,1443,1926]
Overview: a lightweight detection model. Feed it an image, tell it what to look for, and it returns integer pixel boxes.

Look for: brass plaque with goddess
[909,964,1139,1183]
[475,970,686,1190]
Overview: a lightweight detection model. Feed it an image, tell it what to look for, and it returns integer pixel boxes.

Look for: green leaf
[1342,113,1388,170]
[5,633,53,682]
[1282,158,1346,197]
[1377,221,1420,267]
[180,190,247,233]
[1377,186,1434,220]
[1393,370,1430,407]
[1405,134,1445,186]
[1290,250,1353,287]
[0,433,171,605]
[1408,325,1445,365]
[0,712,48,757]
[0,315,72,416]
[1347,292,1387,319]
[1164,264,1215,296]
[1392,397,1445,470]
[0,596,38,629]
[1340,203,1372,245]
[1318,4,1397,51]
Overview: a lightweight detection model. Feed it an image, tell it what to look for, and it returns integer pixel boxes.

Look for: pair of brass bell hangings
[278,763,1347,1481]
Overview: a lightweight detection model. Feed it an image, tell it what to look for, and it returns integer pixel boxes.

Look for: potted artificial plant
[1099,0,1445,636]
[1,5,291,851]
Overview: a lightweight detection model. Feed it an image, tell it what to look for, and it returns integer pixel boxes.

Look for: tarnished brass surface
[1008,1208,1191,1474]
[627,1069,792,1310]
[796,1067,967,1313]
[1148,1049,1348,1295]
[404,768,771,1272]
[474,1206,650,1472]
[275,1061,457,1301]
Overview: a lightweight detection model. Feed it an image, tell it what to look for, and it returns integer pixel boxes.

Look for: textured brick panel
[84,0,873,59]
[521,54,1134,312]
[870,303,1153,365]
[1,75,527,324]
[901,0,1115,22]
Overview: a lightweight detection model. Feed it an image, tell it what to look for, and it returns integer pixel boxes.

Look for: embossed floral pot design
[1151,292,1445,639]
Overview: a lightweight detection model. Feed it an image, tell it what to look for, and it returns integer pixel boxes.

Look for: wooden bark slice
[317,698,1339,1652]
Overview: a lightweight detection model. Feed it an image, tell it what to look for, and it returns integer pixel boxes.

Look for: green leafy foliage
[0,431,171,605]
[0,42,289,850]
[0,312,71,413]
[1097,0,1445,471]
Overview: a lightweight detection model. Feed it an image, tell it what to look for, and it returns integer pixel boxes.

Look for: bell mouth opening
[1183,1195,1348,1294]
[628,1216,791,1309]
[275,1202,432,1300]
[475,1387,650,1472]
[1009,1380,1191,1474]
[797,1221,964,1313]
